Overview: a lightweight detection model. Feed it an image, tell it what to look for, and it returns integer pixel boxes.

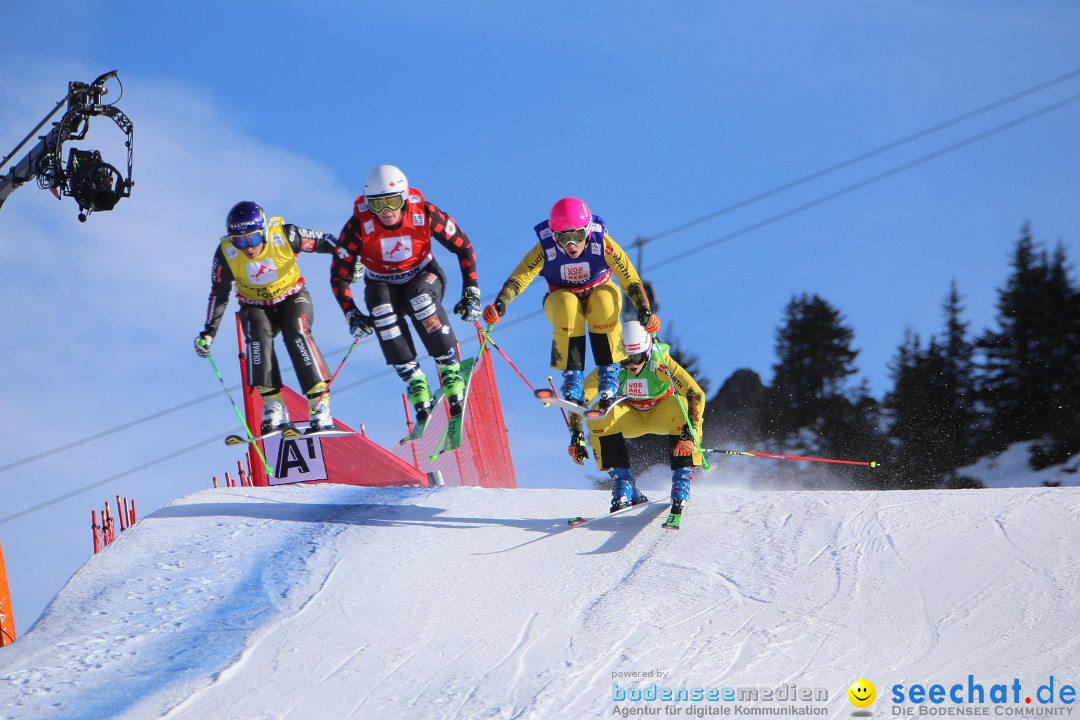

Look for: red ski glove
[673,425,695,457]
[638,309,661,335]
[482,300,505,325]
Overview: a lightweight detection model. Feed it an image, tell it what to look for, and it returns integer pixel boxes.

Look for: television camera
[0,70,134,222]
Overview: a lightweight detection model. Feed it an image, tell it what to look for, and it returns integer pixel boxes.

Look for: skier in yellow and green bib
[568,321,706,514]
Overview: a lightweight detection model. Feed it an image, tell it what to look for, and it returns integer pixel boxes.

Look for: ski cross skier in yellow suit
[482,197,660,408]
[568,321,706,514]
[195,201,339,435]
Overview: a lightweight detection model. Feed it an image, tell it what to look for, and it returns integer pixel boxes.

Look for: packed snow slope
[0,481,1077,720]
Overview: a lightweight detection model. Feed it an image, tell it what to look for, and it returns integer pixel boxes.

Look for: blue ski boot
[596,363,620,409]
[561,369,585,406]
[670,467,693,514]
[609,467,648,512]
[609,467,635,512]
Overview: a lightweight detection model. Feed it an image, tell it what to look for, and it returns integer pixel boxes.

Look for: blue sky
[1,1,1078,631]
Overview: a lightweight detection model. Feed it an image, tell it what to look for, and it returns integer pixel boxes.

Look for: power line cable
[0,390,226,474]
[0,432,224,526]
[648,90,1080,272]
[634,66,1080,247]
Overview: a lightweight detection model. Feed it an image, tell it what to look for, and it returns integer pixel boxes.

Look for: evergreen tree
[1029,242,1080,467]
[977,224,1080,465]
[934,281,982,468]
[884,284,980,488]
[768,293,859,438]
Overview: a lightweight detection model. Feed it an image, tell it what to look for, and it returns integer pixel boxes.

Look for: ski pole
[311,337,361,411]
[705,449,879,468]
[199,340,274,477]
[473,320,537,395]
[547,376,570,427]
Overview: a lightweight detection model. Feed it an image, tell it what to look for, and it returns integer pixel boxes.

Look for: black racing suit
[202,224,337,394]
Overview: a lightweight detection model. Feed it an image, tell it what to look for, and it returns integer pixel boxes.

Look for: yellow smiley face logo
[848,679,876,708]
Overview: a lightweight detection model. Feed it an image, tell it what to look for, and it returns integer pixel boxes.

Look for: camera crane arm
[0,70,134,221]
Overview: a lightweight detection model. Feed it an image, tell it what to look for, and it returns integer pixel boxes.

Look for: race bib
[625,379,650,399]
[560,262,591,284]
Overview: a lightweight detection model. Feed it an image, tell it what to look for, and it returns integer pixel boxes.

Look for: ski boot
[260,391,296,435]
[306,389,335,433]
[670,467,693,514]
[609,467,647,512]
[405,372,434,422]
[596,363,620,409]
[436,360,466,418]
[561,368,585,407]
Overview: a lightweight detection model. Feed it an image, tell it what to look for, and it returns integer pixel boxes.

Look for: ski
[661,512,682,530]
[398,389,446,445]
[661,503,684,530]
[299,428,354,439]
[567,498,656,527]
[534,388,626,419]
[583,396,627,421]
[431,357,477,458]
[224,426,354,446]
[534,388,587,415]
[224,426,302,447]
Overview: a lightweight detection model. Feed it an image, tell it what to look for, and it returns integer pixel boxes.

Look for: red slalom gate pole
[706,448,878,468]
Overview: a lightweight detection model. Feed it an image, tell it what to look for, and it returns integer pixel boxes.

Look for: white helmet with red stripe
[622,321,653,356]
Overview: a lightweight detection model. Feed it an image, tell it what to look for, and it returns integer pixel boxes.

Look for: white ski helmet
[622,320,653,357]
[364,164,409,199]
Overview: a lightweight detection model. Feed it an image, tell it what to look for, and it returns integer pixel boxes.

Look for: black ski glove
[454,286,482,322]
[346,309,373,339]
[568,429,589,465]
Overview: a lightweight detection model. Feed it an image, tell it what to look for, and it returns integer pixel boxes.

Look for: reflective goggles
[553,227,589,247]
[229,229,265,250]
[367,194,406,213]
[620,351,650,368]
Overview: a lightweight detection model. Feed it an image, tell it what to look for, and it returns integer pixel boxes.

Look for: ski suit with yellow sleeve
[490,215,654,370]
[574,339,706,470]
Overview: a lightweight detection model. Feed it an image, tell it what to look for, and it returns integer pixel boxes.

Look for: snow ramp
[0,483,1076,720]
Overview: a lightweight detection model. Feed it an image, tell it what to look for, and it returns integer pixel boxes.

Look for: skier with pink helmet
[483,197,660,407]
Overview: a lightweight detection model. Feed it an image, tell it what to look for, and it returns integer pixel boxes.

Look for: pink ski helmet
[548,197,591,232]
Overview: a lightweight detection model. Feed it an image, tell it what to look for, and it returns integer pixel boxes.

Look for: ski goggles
[620,351,650,368]
[229,229,265,250]
[367,194,406,213]
[553,227,589,247]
